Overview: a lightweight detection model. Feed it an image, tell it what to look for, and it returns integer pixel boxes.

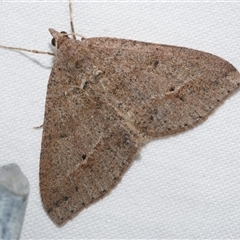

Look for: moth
[1,2,240,226]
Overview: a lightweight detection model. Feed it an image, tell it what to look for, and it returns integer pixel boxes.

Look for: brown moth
[40,28,240,226]
[1,2,240,227]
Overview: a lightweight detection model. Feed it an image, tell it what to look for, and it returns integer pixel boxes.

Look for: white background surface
[1,1,240,239]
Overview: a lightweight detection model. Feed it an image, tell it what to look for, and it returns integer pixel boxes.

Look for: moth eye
[60,31,69,39]
[51,38,56,47]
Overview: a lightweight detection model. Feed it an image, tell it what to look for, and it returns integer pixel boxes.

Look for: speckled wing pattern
[40,30,240,225]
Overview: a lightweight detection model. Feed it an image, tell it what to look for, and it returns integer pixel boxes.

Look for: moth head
[49,28,70,48]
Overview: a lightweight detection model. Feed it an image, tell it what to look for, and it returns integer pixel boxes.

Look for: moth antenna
[0,45,54,56]
[67,33,86,39]
[69,0,76,40]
